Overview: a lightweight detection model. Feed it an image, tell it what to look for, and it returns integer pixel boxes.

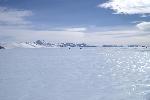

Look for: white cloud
[0,25,86,43]
[136,21,150,31]
[0,7,32,25]
[0,6,86,43]
[99,0,150,14]
[1,23,150,45]
[85,29,150,45]
[141,15,148,18]
[0,6,150,45]
[64,27,87,32]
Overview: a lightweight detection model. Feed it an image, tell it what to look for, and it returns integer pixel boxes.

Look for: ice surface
[0,48,150,100]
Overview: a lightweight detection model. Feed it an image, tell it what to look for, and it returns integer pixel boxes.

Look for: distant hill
[0,40,97,49]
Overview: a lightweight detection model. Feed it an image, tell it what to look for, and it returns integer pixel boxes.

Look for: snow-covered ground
[0,48,150,100]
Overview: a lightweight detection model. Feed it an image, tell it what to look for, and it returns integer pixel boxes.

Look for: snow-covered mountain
[0,40,97,49]
[1,40,150,49]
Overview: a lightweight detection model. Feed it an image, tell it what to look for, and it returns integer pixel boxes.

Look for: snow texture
[0,48,150,100]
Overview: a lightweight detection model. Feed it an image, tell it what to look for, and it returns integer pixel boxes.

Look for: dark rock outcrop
[36,40,44,45]
[0,46,5,49]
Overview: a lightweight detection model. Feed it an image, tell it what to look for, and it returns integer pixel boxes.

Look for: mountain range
[0,40,97,49]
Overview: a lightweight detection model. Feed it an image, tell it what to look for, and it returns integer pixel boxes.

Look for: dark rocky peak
[0,46,5,49]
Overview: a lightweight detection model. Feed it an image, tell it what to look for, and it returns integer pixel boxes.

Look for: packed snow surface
[0,48,150,100]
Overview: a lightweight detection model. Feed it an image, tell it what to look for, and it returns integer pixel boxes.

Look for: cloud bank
[99,0,150,15]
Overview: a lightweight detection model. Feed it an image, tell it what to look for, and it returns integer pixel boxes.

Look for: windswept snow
[0,48,150,100]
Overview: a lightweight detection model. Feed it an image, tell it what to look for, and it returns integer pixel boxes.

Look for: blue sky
[0,0,142,26]
[0,0,150,44]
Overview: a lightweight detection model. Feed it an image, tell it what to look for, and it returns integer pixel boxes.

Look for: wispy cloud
[96,0,150,44]
[0,6,150,44]
[63,27,87,32]
[98,0,150,15]
[0,6,87,42]
[0,7,32,25]
[136,21,150,31]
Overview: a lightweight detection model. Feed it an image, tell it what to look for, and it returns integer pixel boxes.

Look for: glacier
[0,48,150,100]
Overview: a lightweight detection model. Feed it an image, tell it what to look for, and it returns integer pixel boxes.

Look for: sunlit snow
[0,48,150,100]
